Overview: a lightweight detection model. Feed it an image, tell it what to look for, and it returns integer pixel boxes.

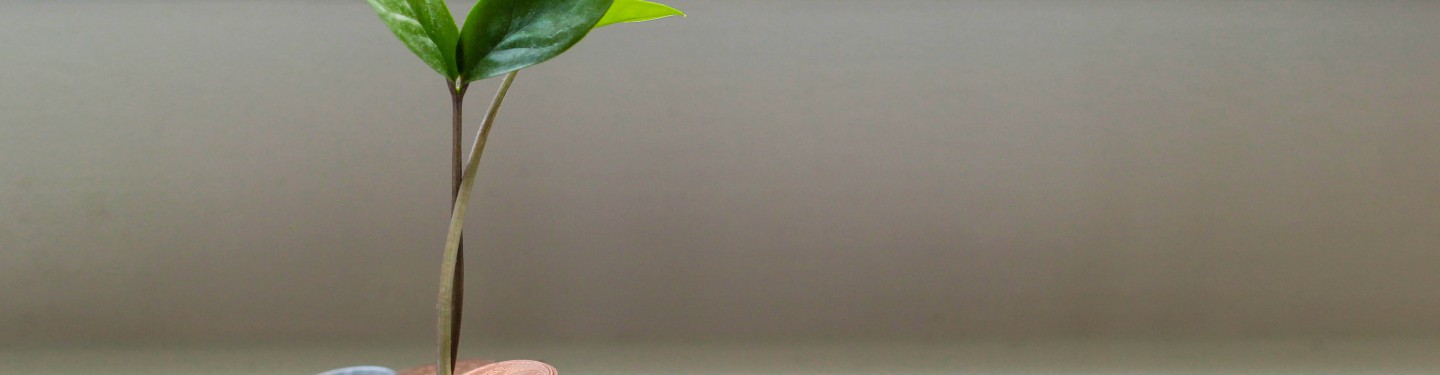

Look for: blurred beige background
[2,0,1438,346]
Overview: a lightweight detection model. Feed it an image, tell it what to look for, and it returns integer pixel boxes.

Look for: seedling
[320,1,682,374]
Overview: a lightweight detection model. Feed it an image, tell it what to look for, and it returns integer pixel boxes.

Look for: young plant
[320,1,682,374]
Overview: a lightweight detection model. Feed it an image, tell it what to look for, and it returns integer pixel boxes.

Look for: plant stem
[443,80,470,375]
[437,71,518,375]
[451,80,470,199]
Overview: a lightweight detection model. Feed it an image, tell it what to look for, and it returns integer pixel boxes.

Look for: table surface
[4,339,1439,375]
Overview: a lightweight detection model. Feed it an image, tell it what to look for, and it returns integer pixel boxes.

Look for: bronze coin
[397,359,495,375]
[461,360,557,375]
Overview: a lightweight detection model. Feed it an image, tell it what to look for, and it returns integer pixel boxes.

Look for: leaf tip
[595,0,686,28]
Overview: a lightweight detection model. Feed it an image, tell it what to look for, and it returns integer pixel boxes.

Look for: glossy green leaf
[594,0,685,28]
[455,0,513,80]
[405,0,461,78]
[457,0,616,83]
[367,0,454,78]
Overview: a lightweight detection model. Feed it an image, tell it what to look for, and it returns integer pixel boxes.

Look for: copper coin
[398,359,495,375]
[461,360,557,375]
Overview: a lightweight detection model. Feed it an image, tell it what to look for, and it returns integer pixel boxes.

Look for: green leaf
[594,0,685,28]
[455,0,514,81]
[367,0,455,78]
[457,0,616,83]
[405,0,461,78]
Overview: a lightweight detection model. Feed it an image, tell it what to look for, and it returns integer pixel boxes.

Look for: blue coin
[316,366,397,375]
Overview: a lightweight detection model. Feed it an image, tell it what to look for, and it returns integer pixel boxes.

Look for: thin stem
[437,71,518,375]
[443,80,470,375]
[450,81,470,201]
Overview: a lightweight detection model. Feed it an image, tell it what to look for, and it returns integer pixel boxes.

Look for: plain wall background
[2,1,1438,344]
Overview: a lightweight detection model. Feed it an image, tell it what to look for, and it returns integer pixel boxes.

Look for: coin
[316,366,397,375]
[397,358,495,375]
[462,360,557,375]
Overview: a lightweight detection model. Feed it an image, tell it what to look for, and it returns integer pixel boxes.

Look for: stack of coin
[457,360,557,375]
